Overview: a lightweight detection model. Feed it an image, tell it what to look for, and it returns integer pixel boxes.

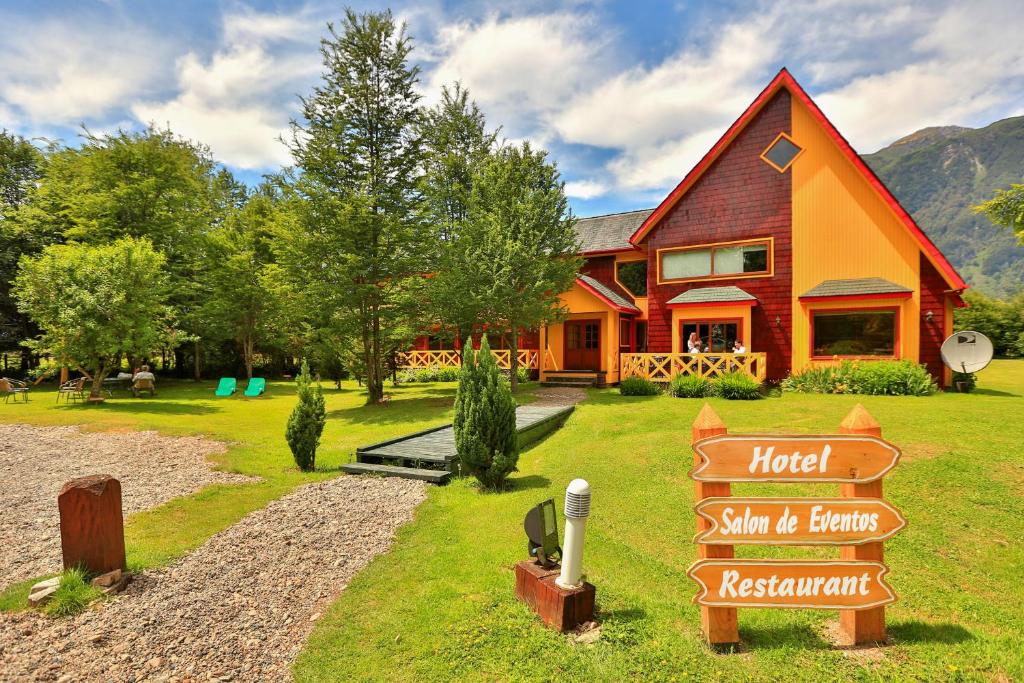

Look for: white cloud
[424,13,613,138]
[132,9,323,170]
[0,13,170,125]
[564,179,609,200]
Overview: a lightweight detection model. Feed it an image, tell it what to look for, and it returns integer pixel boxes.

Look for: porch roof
[666,286,757,307]
[800,277,912,301]
[576,274,641,313]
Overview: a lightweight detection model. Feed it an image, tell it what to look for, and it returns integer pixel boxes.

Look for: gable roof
[574,209,652,255]
[667,286,758,306]
[800,277,913,300]
[576,274,641,313]
[628,68,967,292]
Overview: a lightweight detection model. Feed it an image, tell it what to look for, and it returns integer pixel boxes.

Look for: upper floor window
[659,239,772,283]
[616,260,648,297]
[761,132,803,172]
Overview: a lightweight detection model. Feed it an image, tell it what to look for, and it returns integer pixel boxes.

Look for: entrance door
[681,320,741,353]
[565,319,601,370]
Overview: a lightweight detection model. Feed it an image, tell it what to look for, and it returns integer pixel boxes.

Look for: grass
[44,568,104,617]
[292,360,1024,682]
[0,378,529,609]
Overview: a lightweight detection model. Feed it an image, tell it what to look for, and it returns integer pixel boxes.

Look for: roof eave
[575,277,640,314]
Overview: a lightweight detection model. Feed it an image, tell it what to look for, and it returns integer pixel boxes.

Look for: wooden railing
[397,349,540,371]
[620,352,767,382]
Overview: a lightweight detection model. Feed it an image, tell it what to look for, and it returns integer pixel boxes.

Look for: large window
[616,260,648,297]
[812,309,897,358]
[681,320,742,354]
[660,240,771,283]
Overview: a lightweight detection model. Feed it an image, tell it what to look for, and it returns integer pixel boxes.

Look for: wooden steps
[345,404,574,483]
[340,462,451,484]
[541,371,604,388]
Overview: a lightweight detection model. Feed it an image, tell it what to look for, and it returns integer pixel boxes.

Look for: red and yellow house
[538,68,966,387]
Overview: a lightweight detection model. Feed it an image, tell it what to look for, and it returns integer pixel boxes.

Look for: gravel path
[0,424,253,585]
[531,386,587,406]
[0,476,427,682]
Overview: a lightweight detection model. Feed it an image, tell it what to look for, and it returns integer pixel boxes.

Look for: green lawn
[294,361,1024,682]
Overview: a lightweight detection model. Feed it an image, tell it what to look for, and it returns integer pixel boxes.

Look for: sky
[1,0,1023,217]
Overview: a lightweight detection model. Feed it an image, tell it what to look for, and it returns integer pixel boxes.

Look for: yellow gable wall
[540,282,620,382]
[790,96,921,371]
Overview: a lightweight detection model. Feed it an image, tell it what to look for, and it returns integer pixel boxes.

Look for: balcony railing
[620,352,767,383]
[397,349,540,371]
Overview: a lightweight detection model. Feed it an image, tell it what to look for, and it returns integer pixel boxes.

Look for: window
[761,133,802,172]
[812,310,897,358]
[619,319,631,349]
[681,320,742,354]
[659,240,771,283]
[635,322,648,353]
[616,260,648,297]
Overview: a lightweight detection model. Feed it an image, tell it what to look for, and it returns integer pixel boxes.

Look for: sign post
[690,404,739,647]
[687,403,904,647]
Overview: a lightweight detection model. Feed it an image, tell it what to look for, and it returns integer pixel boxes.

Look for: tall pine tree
[287,10,426,404]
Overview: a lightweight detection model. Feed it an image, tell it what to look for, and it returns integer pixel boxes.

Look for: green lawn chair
[214,377,237,397]
[244,377,266,397]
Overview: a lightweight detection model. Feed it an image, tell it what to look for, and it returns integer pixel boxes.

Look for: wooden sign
[691,434,900,483]
[694,497,907,546]
[687,559,896,610]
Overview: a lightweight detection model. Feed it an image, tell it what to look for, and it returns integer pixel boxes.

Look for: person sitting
[132,365,156,397]
[687,332,704,353]
[732,339,747,354]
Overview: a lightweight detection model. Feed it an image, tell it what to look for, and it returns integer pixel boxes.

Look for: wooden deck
[342,404,574,483]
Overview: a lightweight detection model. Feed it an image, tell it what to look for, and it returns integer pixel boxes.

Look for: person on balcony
[688,332,705,353]
[732,340,746,354]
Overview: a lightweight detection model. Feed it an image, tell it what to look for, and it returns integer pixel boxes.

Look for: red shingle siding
[643,90,793,381]
[581,256,615,283]
[918,254,948,384]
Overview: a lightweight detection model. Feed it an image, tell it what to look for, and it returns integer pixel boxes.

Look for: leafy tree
[975,183,1024,243]
[462,143,581,391]
[13,238,174,398]
[7,126,238,375]
[201,189,294,379]
[286,10,427,404]
[0,131,45,360]
[954,290,1024,357]
[420,84,499,344]
[453,337,518,490]
[286,358,326,471]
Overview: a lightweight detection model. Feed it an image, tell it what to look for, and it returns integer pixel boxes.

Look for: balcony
[620,352,767,383]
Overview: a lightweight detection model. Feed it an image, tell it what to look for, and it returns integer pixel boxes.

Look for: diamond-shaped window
[761,133,802,172]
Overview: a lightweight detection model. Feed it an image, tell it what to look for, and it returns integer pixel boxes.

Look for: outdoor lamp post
[556,479,591,589]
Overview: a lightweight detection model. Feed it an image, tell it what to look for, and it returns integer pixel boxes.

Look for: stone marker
[58,475,127,574]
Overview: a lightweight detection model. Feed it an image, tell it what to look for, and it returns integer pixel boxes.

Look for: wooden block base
[514,560,595,632]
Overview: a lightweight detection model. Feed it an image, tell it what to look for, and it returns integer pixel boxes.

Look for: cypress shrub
[286,359,326,471]
[619,376,661,396]
[454,337,519,490]
[668,374,713,398]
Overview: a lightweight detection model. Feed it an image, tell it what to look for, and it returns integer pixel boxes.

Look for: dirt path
[0,476,426,682]
[0,424,254,585]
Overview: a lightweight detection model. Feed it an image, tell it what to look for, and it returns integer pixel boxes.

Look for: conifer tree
[286,359,326,471]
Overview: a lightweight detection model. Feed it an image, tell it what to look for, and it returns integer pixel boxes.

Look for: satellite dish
[941,331,994,374]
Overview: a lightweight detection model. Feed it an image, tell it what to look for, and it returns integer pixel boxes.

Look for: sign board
[691,434,901,483]
[687,559,896,610]
[694,497,907,546]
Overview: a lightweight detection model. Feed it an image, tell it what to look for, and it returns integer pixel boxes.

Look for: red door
[565,319,601,370]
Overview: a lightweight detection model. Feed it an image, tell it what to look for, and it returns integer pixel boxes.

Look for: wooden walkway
[342,404,574,483]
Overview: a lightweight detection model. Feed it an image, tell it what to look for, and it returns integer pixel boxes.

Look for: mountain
[863,117,1024,296]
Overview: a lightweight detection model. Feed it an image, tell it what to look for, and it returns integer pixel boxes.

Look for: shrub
[435,366,461,382]
[619,376,661,396]
[782,360,936,396]
[668,374,713,398]
[951,370,977,392]
[415,367,438,382]
[713,371,764,400]
[396,369,419,384]
[286,359,326,471]
[454,337,519,490]
[44,567,103,617]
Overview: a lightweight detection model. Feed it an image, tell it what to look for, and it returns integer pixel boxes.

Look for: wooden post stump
[514,560,595,632]
[692,403,739,647]
[838,404,887,645]
[58,475,127,574]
